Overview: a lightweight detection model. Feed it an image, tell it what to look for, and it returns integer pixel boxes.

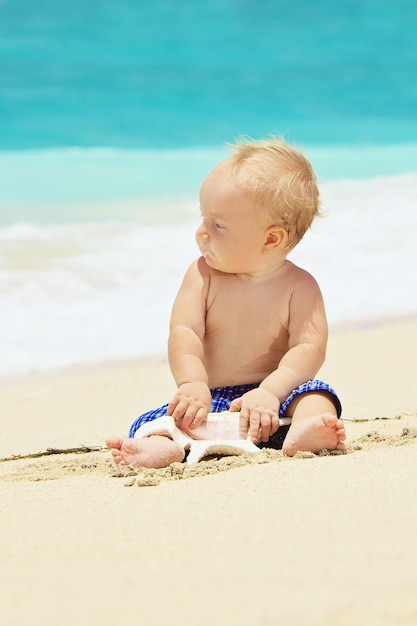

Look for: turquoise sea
[0,0,416,376]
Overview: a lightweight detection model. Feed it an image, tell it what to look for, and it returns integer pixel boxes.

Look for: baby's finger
[239,409,250,438]
[260,412,273,442]
[180,406,198,430]
[229,397,242,412]
[249,411,261,443]
[170,401,188,421]
[166,401,176,416]
[187,407,207,429]
[270,413,280,436]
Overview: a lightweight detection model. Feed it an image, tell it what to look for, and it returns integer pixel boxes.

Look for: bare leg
[106,435,185,468]
[282,392,346,457]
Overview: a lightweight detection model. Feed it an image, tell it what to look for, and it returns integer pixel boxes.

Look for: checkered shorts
[128,379,342,448]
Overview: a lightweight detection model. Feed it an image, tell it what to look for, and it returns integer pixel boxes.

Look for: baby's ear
[264,226,288,249]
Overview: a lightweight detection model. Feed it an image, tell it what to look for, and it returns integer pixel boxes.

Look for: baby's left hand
[229,388,280,443]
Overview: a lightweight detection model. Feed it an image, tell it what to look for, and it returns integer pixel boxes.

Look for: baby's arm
[262,272,327,395]
[235,272,328,442]
[166,258,212,429]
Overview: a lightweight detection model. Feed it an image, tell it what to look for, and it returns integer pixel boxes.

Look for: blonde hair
[226,137,321,250]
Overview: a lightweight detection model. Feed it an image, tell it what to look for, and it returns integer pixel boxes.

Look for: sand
[1,316,417,626]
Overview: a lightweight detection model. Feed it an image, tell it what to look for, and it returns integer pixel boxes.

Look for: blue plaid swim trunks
[128,379,342,450]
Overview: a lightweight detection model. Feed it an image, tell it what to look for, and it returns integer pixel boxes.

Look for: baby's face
[196,166,269,274]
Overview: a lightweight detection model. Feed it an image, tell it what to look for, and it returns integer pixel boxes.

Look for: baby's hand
[166,382,211,430]
[230,388,280,443]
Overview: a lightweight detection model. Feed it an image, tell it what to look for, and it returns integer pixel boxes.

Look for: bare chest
[205,279,290,345]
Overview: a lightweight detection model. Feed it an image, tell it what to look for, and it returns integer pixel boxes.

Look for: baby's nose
[196,223,209,242]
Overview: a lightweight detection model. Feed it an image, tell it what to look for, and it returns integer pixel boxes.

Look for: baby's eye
[215,222,224,229]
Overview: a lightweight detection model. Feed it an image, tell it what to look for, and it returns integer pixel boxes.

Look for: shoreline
[2,310,416,387]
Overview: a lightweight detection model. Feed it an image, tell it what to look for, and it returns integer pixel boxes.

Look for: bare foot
[106,435,185,468]
[282,413,346,457]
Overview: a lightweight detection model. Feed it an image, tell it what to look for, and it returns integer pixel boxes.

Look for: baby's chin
[201,252,216,267]
[200,251,239,274]
[203,256,239,275]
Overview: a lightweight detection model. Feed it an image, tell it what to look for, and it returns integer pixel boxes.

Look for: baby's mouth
[199,244,210,255]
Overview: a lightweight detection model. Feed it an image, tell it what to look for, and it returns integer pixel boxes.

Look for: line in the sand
[0,445,108,463]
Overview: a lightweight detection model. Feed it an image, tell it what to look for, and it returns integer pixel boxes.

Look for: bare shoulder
[284,260,321,291]
[181,256,211,287]
[171,258,212,329]
[174,257,215,310]
[285,261,326,327]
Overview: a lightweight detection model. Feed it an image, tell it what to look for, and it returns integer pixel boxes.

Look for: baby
[107,137,345,467]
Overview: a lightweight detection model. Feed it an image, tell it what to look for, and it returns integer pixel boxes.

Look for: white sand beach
[1,315,417,626]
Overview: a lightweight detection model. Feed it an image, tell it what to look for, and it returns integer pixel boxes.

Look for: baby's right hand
[166,382,211,430]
